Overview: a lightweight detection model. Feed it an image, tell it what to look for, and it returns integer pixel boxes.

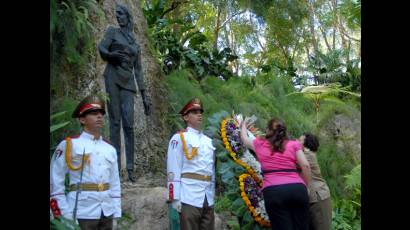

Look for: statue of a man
[98,4,150,183]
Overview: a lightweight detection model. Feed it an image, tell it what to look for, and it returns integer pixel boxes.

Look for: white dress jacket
[50,131,121,219]
[167,127,216,208]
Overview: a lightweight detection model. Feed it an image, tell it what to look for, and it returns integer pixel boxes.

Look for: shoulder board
[177,129,187,134]
[61,134,79,143]
[103,138,112,145]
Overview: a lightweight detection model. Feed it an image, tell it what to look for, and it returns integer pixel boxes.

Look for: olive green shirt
[304,148,331,203]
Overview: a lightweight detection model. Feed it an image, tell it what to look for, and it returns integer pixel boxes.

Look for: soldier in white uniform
[167,98,216,230]
[50,95,121,230]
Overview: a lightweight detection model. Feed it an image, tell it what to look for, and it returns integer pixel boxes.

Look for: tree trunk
[222,24,234,73]
[307,0,319,55]
[330,0,348,50]
[318,21,332,52]
[331,0,337,50]
[213,2,222,51]
[304,43,311,62]
[338,24,348,51]
[291,35,302,61]
[230,28,239,76]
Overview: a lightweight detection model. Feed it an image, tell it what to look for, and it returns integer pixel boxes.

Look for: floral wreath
[220,117,263,187]
[207,111,271,229]
[239,174,270,227]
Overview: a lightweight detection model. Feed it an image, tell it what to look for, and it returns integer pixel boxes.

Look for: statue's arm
[134,45,151,115]
[98,26,115,61]
[134,46,145,90]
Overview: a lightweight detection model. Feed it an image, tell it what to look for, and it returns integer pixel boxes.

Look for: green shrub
[332,164,361,229]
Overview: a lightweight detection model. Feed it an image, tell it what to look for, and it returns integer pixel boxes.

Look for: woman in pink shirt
[240,117,311,230]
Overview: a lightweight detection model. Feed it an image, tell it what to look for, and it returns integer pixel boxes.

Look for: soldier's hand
[63,212,73,220]
[171,200,182,213]
[61,213,79,225]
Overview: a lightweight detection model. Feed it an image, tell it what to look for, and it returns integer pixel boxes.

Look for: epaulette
[202,133,212,139]
[61,134,79,143]
[103,138,112,145]
[177,129,187,134]
[69,134,80,139]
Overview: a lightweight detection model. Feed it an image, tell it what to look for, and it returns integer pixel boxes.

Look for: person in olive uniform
[98,4,150,182]
[299,133,332,230]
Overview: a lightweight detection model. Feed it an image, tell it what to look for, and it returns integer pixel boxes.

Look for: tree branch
[160,0,189,19]
[291,35,302,61]
[256,35,266,53]
[316,10,332,52]
[339,28,361,42]
[218,10,246,30]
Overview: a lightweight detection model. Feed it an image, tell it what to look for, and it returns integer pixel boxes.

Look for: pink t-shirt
[253,138,306,190]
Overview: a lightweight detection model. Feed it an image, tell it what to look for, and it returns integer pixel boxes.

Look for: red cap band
[180,103,202,115]
[78,103,102,115]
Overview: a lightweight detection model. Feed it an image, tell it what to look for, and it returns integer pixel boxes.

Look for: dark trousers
[180,196,214,230]
[105,79,135,171]
[78,212,113,230]
[263,183,310,230]
[309,198,332,230]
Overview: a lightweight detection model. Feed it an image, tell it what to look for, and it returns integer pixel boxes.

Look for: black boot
[127,169,137,183]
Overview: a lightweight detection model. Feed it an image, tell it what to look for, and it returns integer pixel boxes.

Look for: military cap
[179,98,204,116]
[72,95,106,118]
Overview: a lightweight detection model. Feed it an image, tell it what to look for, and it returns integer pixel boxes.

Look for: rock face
[319,108,361,162]
[118,179,230,230]
[119,184,168,230]
[82,0,169,178]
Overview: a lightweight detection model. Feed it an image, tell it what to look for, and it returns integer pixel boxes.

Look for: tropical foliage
[50,0,102,98]
[332,164,361,229]
[143,0,238,80]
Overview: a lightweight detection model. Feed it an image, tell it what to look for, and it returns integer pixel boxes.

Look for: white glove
[171,200,182,213]
[62,212,73,220]
[62,213,79,225]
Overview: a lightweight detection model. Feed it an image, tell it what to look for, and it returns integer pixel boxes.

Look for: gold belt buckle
[97,183,104,192]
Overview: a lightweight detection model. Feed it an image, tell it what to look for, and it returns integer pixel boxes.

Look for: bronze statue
[98,4,150,182]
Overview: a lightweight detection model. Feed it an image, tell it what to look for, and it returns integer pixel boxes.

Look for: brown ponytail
[265,118,288,154]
